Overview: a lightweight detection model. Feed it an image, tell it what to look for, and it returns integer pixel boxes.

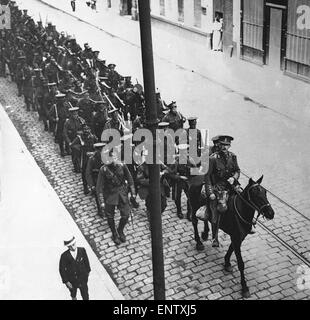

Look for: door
[223,0,234,55]
[267,7,283,69]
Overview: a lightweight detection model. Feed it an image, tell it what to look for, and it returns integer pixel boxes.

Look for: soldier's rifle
[103,92,127,132]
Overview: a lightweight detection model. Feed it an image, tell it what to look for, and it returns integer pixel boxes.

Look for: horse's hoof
[201,232,208,241]
[224,264,233,272]
[242,289,251,299]
[196,243,204,251]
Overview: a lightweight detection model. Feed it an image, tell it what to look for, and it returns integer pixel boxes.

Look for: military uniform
[96,160,135,245]
[169,145,197,220]
[162,102,186,132]
[136,162,168,220]
[63,108,86,172]
[204,135,240,246]
[86,144,104,216]
[69,126,98,193]
[186,117,202,157]
[49,94,70,157]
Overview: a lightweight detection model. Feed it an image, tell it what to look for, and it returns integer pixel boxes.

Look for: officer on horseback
[204,135,241,247]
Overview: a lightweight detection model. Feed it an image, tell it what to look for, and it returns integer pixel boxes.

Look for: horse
[188,175,275,298]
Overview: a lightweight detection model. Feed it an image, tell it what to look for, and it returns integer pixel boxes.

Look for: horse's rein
[234,184,271,227]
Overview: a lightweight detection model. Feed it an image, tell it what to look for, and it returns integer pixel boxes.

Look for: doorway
[265,5,286,69]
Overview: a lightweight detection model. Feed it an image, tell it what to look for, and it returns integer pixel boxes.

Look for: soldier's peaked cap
[158,122,169,128]
[108,63,116,68]
[211,135,221,143]
[55,93,66,99]
[168,101,177,108]
[219,135,234,145]
[69,107,79,112]
[188,116,197,122]
[94,142,106,149]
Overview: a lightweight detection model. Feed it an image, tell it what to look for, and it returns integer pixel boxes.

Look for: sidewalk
[0,104,123,300]
[25,0,310,127]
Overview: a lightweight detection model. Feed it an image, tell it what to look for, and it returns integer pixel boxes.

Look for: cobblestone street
[1,78,309,300]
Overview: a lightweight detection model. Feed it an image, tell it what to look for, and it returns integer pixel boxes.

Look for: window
[160,0,165,16]
[178,0,184,22]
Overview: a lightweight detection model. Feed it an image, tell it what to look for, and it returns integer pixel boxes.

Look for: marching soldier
[70,124,98,194]
[103,108,123,137]
[92,101,108,140]
[186,116,202,157]
[63,107,86,172]
[15,56,27,97]
[86,142,106,216]
[204,135,241,247]
[49,93,70,157]
[96,147,136,245]
[162,101,186,132]
[136,150,170,223]
[33,68,47,127]
[169,144,197,220]
[210,135,221,155]
[44,82,58,135]
[107,63,121,90]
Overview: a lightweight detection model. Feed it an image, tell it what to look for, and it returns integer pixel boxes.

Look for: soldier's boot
[107,218,121,245]
[59,143,65,158]
[43,120,49,132]
[175,202,183,219]
[117,217,128,243]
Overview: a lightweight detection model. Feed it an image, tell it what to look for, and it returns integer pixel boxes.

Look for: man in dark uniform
[204,135,241,247]
[44,82,58,134]
[186,116,202,157]
[96,148,136,245]
[125,84,144,121]
[92,101,108,140]
[107,63,121,90]
[136,150,169,223]
[103,108,123,136]
[49,93,70,157]
[70,124,98,194]
[210,135,221,154]
[169,144,197,220]
[162,101,186,132]
[63,107,86,172]
[23,63,34,111]
[86,142,106,216]
[33,68,47,129]
[59,236,91,300]
[15,56,27,97]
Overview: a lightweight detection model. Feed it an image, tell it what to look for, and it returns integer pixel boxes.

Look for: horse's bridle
[234,183,271,226]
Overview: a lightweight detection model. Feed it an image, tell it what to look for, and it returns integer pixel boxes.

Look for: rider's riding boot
[117,217,128,243]
[107,218,121,245]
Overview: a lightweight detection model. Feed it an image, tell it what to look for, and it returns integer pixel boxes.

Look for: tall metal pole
[138,0,166,300]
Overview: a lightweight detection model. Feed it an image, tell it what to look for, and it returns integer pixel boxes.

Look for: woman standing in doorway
[212,15,223,51]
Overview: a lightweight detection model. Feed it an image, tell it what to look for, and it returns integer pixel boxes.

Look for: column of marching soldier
[0,1,213,245]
